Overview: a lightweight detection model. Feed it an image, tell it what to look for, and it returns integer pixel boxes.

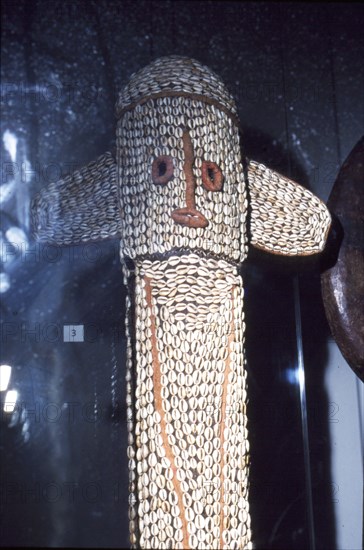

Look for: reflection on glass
[0,364,12,391]
[3,389,18,413]
[0,272,11,293]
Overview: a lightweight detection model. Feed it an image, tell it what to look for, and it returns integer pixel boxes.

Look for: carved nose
[171,129,208,228]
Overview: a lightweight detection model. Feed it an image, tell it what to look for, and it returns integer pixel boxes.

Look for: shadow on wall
[241,126,336,550]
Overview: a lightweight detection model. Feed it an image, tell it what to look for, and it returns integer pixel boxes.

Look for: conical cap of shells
[116,56,238,119]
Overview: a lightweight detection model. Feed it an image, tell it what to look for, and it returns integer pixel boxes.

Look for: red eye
[152,155,174,185]
[202,161,224,191]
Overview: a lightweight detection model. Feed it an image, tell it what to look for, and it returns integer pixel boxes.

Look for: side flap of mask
[247,159,331,256]
[31,151,121,245]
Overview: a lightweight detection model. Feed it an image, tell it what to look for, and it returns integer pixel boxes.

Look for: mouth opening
[171,207,209,228]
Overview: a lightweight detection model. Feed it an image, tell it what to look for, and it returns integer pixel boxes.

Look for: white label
[63,325,84,342]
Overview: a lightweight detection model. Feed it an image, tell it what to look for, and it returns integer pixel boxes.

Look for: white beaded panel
[127,255,252,550]
[248,160,331,256]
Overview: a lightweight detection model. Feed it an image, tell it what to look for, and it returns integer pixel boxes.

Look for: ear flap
[31,151,121,245]
[246,159,331,256]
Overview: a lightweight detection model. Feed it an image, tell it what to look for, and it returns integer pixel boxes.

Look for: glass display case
[1,2,363,549]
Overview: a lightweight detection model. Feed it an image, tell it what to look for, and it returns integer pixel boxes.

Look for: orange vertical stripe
[219,286,235,550]
[144,276,189,550]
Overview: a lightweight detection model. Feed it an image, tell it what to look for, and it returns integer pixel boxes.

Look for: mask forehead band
[116,90,241,129]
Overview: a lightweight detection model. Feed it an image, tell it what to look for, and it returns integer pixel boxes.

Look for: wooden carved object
[321,137,364,382]
[32,56,331,549]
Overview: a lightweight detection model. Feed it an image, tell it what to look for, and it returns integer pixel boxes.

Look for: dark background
[1,1,363,548]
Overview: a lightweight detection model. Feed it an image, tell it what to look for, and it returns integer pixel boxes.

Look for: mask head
[116,56,247,263]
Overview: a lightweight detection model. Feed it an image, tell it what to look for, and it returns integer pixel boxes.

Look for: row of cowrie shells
[123,264,139,549]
